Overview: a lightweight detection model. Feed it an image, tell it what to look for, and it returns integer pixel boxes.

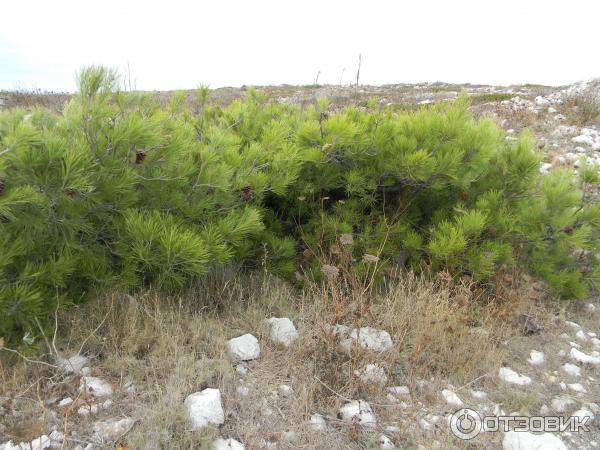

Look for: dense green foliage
[1,67,599,344]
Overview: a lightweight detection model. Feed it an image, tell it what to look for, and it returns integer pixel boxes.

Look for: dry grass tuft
[1,269,524,449]
[564,84,600,125]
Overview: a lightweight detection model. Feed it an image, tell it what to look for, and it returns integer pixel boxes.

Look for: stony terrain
[1,80,600,450]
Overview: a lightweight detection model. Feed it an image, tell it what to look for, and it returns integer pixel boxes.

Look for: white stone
[592,338,600,348]
[235,363,248,375]
[56,354,88,374]
[227,334,260,361]
[377,434,395,449]
[470,390,487,400]
[265,317,298,347]
[309,413,327,431]
[568,383,587,393]
[58,397,73,407]
[79,376,113,397]
[212,438,244,450]
[15,436,52,450]
[565,321,581,329]
[93,417,135,441]
[48,431,64,446]
[123,379,135,394]
[573,135,595,146]
[281,431,299,445]
[527,350,545,365]
[576,330,588,341]
[339,400,376,430]
[355,364,387,384]
[572,408,595,421]
[419,418,434,431]
[184,388,225,429]
[499,367,532,385]
[341,327,393,352]
[584,303,597,312]
[77,404,99,415]
[385,425,400,434]
[502,430,566,450]
[441,389,463,407]
[569,341,581,349]
[278,384,293,397]
[563,363,581,377]
[552,396,576,413]
[570,347,600,365]
[236,385,249,397]
[387,386,410,396]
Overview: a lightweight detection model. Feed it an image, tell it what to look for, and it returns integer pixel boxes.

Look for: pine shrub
[1,67,599,345]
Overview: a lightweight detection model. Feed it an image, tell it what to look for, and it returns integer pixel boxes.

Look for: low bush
[1,67,599,345]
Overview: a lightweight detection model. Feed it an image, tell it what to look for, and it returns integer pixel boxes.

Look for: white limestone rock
[441,389,463,407]
[387,386,410,396]
[339,326,393,353]
[77,404,99,416]
[184,388,225,429]
[499,367,532,385]
[309,413,327,431]
[470,390,488,400]
[570,347,600,365]
[565,320,581,329]
[265,317,298,347]
[212,438,244,450]
[355,364,387,384]
[79,376,113,397]
[278,384,293,397]
[502,430,566,450]
[572,408,595,422]
[563,363,582,377]
[93,417,135,442]
[527,350,545,365]
[227,334,260,362]
[339,400,377,430]
[58,397,73,407]
[56,354,88,374]
[576,330,588,341]
[551,396,576,413]
[377,434,395,449]
[568,383,587,393]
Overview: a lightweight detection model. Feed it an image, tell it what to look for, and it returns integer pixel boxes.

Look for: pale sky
[1,0,599,92]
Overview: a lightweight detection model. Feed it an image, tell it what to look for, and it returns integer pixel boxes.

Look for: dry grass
[0,89,71,112]
[0,269,525,449]
[564,84,600,125]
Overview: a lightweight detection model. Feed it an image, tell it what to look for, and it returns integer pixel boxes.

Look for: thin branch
[77,301,113,356]
[1,347,58,369]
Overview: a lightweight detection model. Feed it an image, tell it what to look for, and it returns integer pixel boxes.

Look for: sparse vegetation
[469,92,514,104]
[566,84,600,124]
[1,272,514,448]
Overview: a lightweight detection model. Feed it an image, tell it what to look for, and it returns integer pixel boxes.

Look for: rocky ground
[1,80,600,450]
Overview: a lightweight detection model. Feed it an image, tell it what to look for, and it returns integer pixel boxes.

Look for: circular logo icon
[449,408,482,440]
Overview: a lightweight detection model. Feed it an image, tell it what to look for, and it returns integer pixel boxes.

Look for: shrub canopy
[1,67,599,344]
